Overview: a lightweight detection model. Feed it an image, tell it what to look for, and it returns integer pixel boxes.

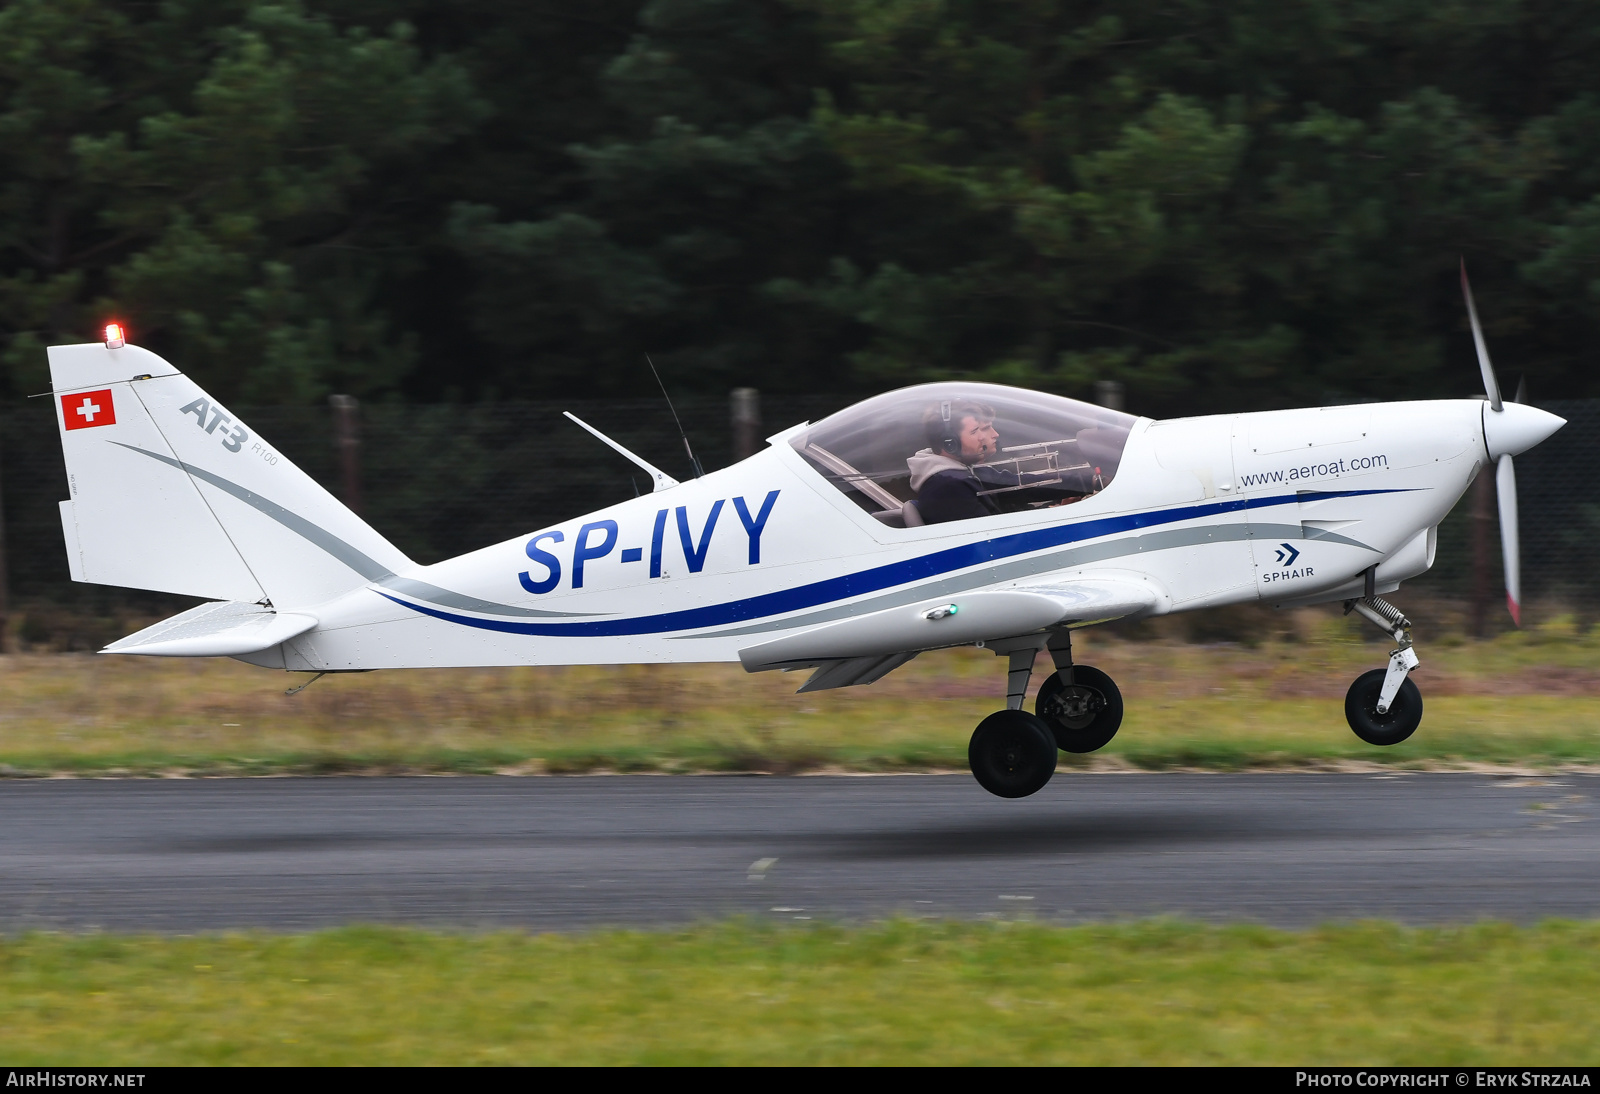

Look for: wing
[738,576,1162,692]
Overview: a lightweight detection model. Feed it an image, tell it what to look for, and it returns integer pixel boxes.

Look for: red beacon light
[104,323,126,350]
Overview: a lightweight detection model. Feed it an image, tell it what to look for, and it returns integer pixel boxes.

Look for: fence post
[1471,466,1494,637]
[329,395,362,515]
[731,387,761,462]
[1093,380,1126,412]
[0,430,9,654]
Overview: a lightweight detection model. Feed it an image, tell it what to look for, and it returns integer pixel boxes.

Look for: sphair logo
[1264,543,1313,583]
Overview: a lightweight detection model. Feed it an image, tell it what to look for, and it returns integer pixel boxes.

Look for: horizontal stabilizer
[740,579,1160,677]
[104,601,317,658]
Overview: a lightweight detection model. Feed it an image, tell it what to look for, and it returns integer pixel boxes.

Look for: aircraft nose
[1483,401,1566,460]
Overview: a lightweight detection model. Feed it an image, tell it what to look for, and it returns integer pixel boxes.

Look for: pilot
[908,399,1004,523]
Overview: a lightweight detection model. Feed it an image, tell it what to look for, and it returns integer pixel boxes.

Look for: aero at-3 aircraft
[50,267,1563,798]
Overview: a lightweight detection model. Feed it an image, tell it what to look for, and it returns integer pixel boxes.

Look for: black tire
[1344,668,1423,746]
[968,709,1058,798]
[1035,665,1124,753]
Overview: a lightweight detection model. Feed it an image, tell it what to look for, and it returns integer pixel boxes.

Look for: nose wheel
[1345,668,1423,745]
[1343,590,1424,746]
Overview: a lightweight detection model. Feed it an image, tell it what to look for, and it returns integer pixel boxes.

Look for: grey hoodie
[907,448,972,492]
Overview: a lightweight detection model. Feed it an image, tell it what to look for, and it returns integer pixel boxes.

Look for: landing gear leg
[1005,646,1036,711]
[968,638,1056,798]
[1343,587,1424,745]
[1034,630,1124,753]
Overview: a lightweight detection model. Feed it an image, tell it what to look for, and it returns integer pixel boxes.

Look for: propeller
[1459,260,1565,626]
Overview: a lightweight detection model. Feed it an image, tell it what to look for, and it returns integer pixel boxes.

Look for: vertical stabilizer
[51,342,411,609]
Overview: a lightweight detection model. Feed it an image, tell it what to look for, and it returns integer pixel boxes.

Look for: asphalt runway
[0,773,1595,932]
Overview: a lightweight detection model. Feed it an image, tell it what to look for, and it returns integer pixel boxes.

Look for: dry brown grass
[1,605,1597,774]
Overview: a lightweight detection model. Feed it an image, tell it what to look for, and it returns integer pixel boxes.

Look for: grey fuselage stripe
[112,442,588,618]
[683,521,1373,640]
[376,576,597,618]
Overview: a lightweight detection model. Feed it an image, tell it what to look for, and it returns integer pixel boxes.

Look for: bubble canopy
[790,382,1137,528]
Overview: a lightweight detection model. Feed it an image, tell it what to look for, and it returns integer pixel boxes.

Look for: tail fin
[52,342,411,610]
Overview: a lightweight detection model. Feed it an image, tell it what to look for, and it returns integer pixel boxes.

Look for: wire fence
[0,393,843,610]
[2,395,1597,623]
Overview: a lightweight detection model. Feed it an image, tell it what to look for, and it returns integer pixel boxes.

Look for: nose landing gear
[1343,587,1424,746]
[1345,667,1423,745]
[967,631,1125,798]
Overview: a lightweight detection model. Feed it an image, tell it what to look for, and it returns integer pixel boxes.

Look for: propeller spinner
[1458,260,1566,625]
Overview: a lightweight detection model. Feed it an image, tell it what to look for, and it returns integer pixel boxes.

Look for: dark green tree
[445,0,854,398]
[794,0,1600,414]
[0,0,481,403]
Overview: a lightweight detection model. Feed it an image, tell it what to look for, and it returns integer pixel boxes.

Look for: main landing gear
[1343,580,1424,746]
[967,631,1124,798]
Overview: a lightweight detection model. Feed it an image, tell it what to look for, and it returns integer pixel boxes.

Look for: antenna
[562,412,679,492]
[646,354,703,478]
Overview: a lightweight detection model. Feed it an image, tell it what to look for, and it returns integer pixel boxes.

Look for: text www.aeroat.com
[1238,454,1389,489]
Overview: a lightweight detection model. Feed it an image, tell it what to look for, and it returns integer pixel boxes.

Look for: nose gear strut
[1342,578,1425,745]
[1344,593,1418,715]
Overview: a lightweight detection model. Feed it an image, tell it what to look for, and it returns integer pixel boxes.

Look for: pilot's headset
[934,398,995,456]
[939,400,959,453]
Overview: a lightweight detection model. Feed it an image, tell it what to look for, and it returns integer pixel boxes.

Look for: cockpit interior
[791,382,1136,528]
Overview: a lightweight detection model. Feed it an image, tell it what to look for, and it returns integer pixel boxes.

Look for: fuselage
[260,396,1490,672]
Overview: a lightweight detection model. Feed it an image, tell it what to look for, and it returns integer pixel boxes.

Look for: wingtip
[1507,594,1521,628]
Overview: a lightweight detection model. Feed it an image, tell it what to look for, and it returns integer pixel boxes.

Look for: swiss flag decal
[62,389,116,430]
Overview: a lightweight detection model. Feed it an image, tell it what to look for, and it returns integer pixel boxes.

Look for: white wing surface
[738,577,1161,691]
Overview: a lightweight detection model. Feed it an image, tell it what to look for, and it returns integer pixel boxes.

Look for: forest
[4,0,1600,418]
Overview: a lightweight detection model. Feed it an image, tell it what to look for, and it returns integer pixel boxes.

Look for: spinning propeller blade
[1460,258,1502,411]
[1496,453,1520,627]
[1460,260,1564,626]
[1460,260,1517,622]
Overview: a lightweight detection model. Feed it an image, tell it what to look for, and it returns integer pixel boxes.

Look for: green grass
[2,920,1597,1064]
[2,610,1599,775]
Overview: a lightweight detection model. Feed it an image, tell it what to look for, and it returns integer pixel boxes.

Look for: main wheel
[1344,668,1423,746]
[1035,665,1124,753]
[968,709,1057,798]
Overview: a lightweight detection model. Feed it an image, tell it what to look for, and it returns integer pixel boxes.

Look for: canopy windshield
[791,382,1136,527]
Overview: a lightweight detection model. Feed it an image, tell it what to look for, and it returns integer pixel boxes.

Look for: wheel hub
[998,738,1028,771]
[1042,685,1105,731]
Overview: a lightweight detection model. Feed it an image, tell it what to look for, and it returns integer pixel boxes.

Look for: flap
[794,652,920,694]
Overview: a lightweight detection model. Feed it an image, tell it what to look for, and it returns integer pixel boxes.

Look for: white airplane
[49,268,1564,798]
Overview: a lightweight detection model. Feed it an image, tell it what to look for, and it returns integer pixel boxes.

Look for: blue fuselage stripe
[380,489,1404,638]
